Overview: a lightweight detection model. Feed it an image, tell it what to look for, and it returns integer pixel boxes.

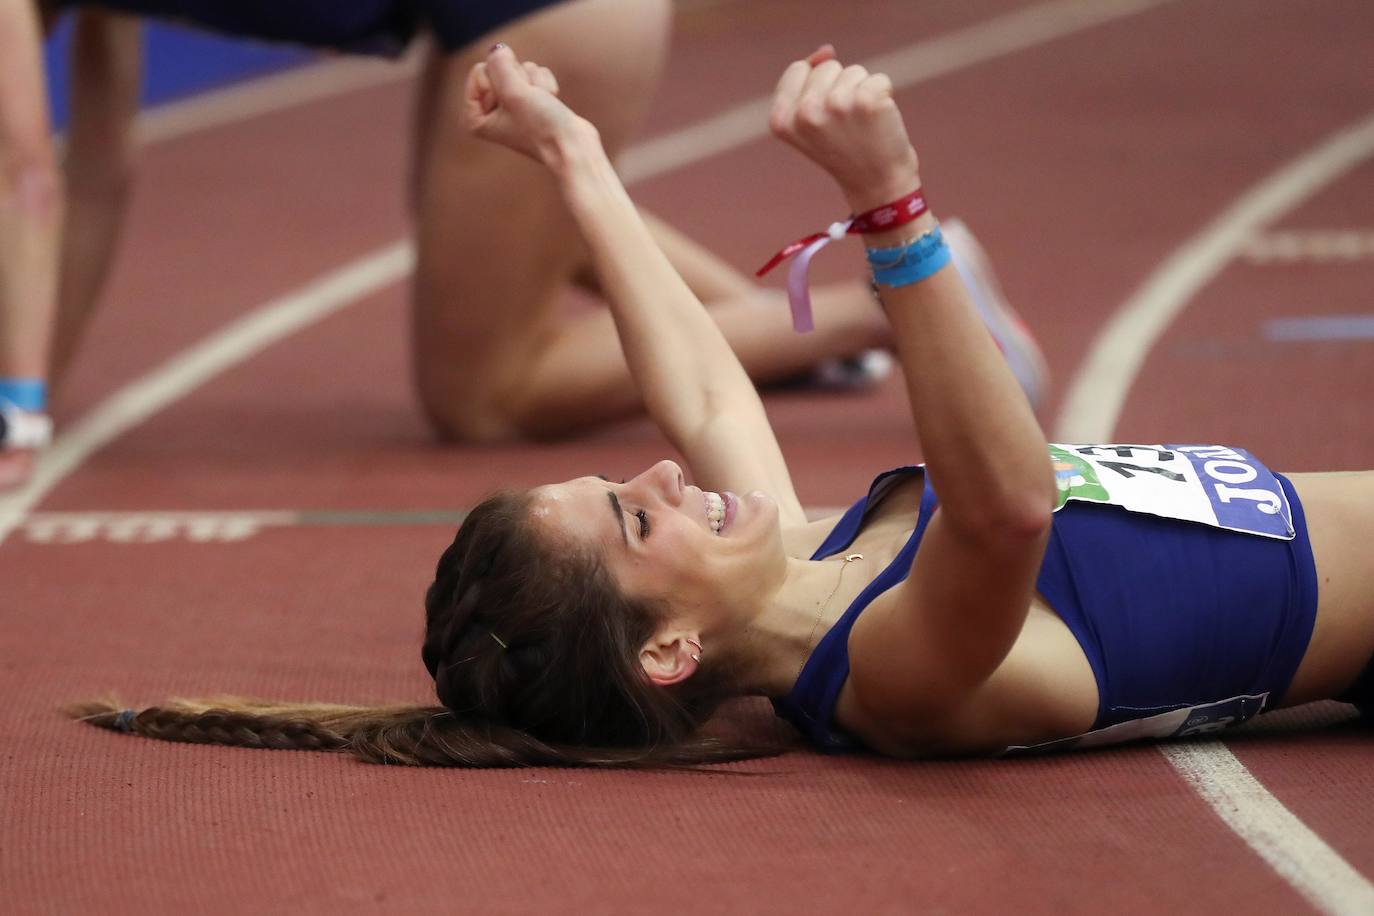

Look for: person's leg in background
[48,8,142,385]
[0,0,64,486]
[409,0,891,441]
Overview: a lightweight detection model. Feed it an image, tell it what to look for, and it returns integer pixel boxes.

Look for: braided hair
[68,492,771,767]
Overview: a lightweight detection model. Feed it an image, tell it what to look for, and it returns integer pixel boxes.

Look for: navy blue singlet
[772,465,1320,754]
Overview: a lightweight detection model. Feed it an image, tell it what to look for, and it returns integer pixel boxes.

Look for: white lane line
[1055,112,1374,914]
[1264,315,1374,342]
[1163,744,1374,914]
[0,243,412,544]
[1242,229,1374,264]
[619,0,1180,183]
[0,0,1183,548]
[1055,111,1374,441]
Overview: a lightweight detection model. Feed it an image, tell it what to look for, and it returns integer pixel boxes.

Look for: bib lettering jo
[1047,443,1294,540]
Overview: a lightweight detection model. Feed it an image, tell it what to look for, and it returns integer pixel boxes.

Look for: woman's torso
[780,462,1374,756]
[785,471,1099,754]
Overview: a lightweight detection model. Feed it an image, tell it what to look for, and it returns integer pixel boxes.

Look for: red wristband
[848,187,929,233]
[755,187,927,278]
[754,186,927,334]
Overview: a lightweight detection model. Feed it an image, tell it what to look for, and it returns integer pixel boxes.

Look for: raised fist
[768,45,920,212]
[464,44,583,163]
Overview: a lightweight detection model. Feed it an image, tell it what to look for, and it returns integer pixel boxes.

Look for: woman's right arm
[769,53,1058,729]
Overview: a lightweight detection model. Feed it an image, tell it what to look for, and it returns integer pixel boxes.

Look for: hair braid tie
[113,708,138,732]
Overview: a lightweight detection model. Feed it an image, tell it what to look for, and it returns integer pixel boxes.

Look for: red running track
[4,1,1374,913]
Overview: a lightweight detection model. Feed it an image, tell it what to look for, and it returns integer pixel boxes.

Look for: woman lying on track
[72,45,1374,764]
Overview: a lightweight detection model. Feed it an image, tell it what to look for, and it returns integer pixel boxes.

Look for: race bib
[1048,443,1294,540]
[1002,693,1269,755]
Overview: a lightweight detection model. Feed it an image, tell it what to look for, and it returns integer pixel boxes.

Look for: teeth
[704,491,725,533]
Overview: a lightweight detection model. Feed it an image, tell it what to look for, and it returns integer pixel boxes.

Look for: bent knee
[418,383,524,445]
[419,374,588,444]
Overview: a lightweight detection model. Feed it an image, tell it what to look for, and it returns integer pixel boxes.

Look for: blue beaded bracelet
[866,226,952,289]
[0,378,46,412]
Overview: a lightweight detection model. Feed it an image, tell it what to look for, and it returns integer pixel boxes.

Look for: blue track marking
[44,13,314,130]
[1264,315,1374,342]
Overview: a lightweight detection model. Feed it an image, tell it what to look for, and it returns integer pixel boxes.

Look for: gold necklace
[796,552,864,684]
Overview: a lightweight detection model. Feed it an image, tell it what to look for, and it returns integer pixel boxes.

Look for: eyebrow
[607,491,628,544]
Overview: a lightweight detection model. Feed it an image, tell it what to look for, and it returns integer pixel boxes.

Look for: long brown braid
[67,492,777,768]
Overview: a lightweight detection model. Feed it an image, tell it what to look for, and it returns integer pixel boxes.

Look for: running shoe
[808,348,895,390]
[943,218,1050,409]
[0,404,52,451]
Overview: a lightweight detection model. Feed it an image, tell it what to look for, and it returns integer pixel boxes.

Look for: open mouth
[703,491,736,534]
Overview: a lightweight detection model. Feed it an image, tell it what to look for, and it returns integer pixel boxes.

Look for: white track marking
[619,0,1179,183]
[1056,112,1374,441]
[23,511,296,544]
[1055,113,1374,914]
[1163,745,1374,914]
[0,0,1182,548]
[0,243,412,544]
[1242,229,1374,264]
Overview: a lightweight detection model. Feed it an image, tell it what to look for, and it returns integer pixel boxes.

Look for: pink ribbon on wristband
[756,187,927,333]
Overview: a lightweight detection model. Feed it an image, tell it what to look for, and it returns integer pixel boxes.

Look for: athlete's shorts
[53,0,569,55]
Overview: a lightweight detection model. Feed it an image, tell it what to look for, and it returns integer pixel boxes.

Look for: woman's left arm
[469,46,806,523]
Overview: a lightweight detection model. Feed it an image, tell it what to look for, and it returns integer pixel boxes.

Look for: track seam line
[618,0,1181,183]
[1055,111,1374,915]
[0,0,1180,546]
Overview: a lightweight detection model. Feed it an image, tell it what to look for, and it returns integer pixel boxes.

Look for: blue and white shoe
[0,403,52,451]
[943,218,1050,409]
[796,222,1047,400]
[809,348,894,390]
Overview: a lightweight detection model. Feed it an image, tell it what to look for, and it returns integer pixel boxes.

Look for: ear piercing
[686,638,703,663]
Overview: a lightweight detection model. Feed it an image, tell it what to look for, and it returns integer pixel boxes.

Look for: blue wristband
[866,227,952,289]
[0,378,46,412]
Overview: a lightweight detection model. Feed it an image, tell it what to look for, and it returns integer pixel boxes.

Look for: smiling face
[529,460,788,633]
